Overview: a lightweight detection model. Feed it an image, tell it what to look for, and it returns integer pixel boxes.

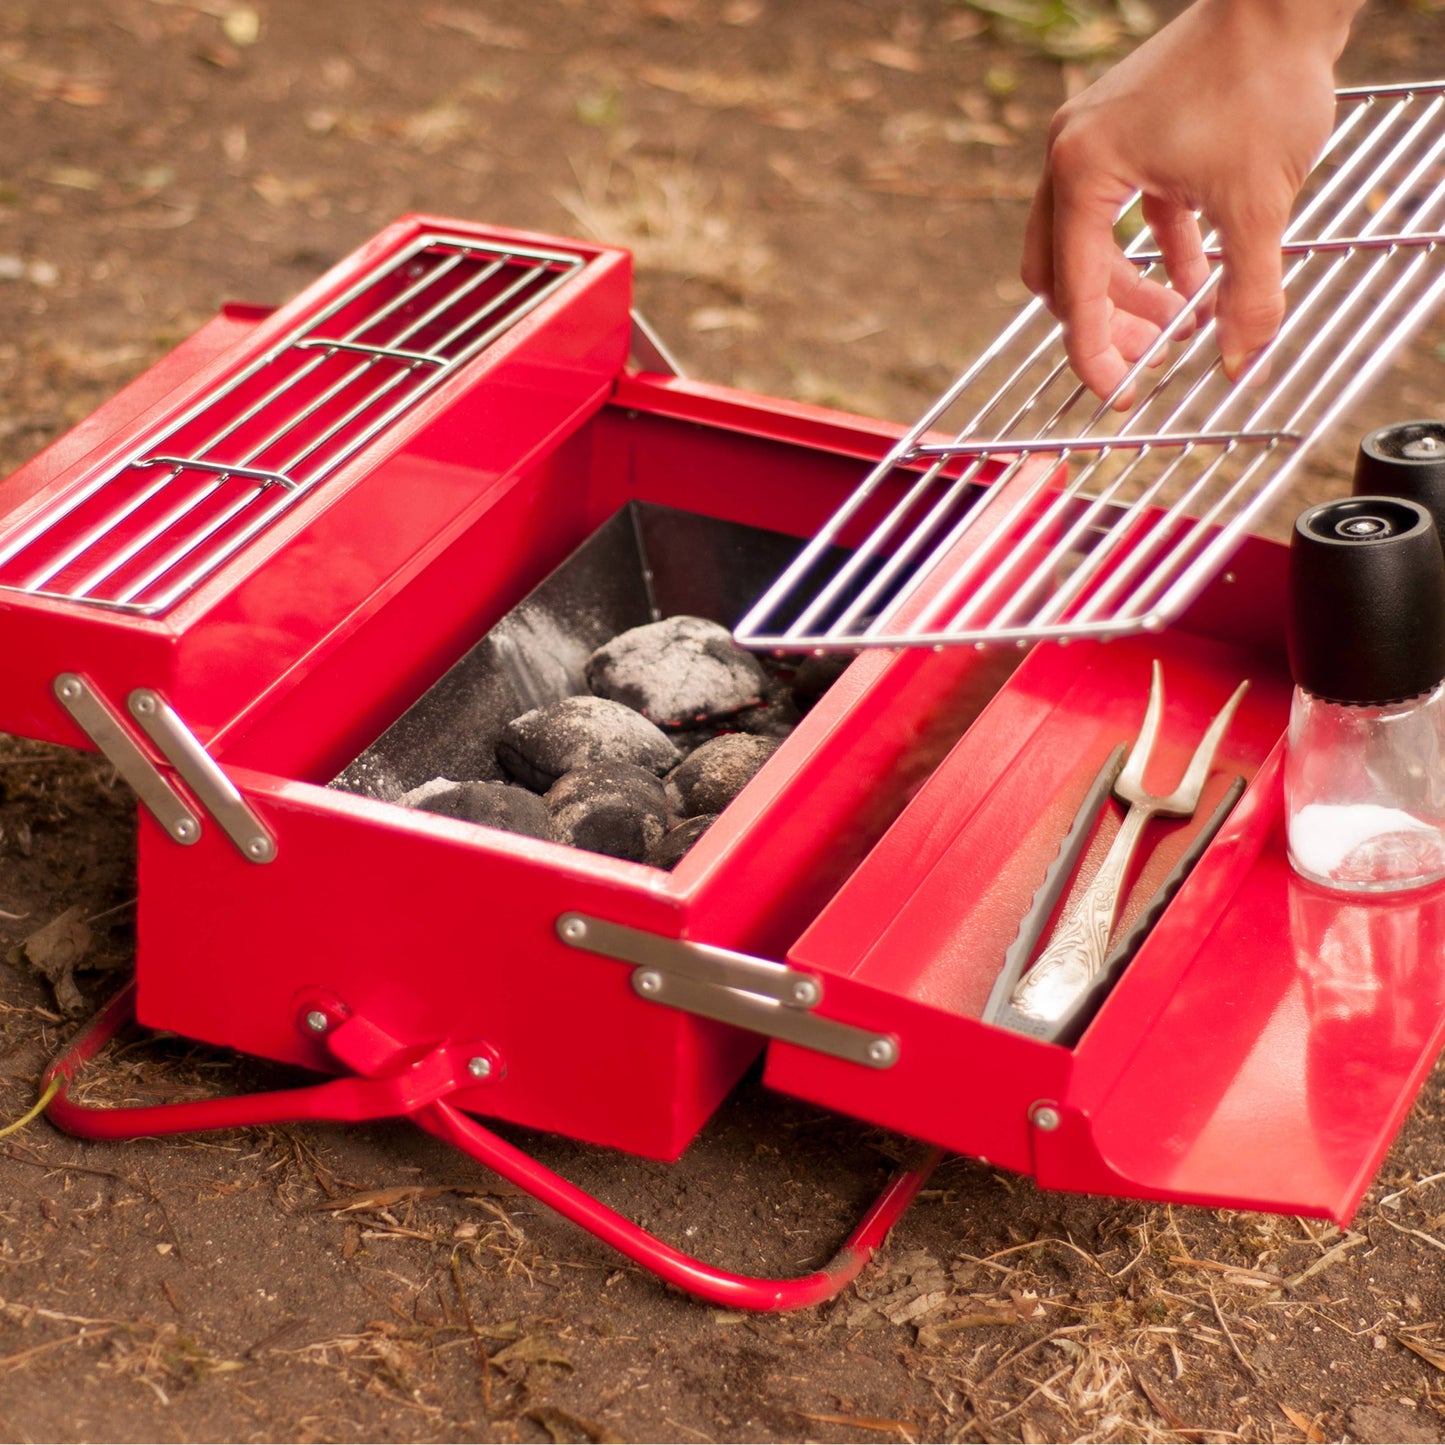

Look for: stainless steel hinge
[54,674,276,864]
[555,912,898,1069]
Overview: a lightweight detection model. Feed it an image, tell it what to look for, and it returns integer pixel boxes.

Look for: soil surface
[4,2,1445,1442]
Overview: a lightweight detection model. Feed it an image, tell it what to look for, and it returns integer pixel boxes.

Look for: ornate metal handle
[1010,802,1156,1023]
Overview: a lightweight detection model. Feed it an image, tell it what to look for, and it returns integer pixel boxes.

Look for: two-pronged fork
[1008,661,1249,1025]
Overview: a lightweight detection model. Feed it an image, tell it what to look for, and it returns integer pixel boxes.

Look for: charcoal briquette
[668,734,779,817]
[645,813,718,870]
[398,779,552,841]
[586,615,771,727]
[791,653,855,712]
[546,763,671,862]
[498,695,681,792]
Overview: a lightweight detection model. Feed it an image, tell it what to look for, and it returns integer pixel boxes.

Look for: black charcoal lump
[645,814,718,871]
[498,695,681,792]
[586,616,771,728]
[398,779,552,841]
[668,734,779,818]
[546,763,671,863]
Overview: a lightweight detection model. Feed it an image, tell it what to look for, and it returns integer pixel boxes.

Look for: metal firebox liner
[735,82,1445,651]
[0,233,586,617]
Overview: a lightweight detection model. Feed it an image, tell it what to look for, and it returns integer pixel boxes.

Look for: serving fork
[1007,662,1249,1025]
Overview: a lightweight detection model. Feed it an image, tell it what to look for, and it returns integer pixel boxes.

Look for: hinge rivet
[561,917,587,942]
[467,1056,492,1080]
[791,978,821,1007]
[867,1037,898,1067]
[57,678,81,701]
[1031,1104,1061,1132]
[637,970,663,995]
[246,837,273,860]
[174,818,198,842]
[133,695,156,716]
[304,1010,331,1035]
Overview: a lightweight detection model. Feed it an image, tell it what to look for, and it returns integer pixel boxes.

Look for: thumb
[1214,199,1290,381]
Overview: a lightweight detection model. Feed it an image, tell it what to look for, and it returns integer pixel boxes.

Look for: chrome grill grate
[0,234,586,616]
[735,81,1445,652]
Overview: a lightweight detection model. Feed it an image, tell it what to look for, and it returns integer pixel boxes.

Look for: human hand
[1021,0,1362,406]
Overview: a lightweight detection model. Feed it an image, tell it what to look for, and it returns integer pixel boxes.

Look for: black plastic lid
[1353,420,1445,540]
[1288,496,1445,705]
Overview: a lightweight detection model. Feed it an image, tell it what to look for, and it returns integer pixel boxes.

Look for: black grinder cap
[1288,496,1445,705]
[1353,420,1445,539]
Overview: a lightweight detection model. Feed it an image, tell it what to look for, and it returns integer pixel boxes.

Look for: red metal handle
[42,983,939,1311]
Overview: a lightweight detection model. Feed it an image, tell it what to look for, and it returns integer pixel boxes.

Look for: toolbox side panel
[135,782,758,1162]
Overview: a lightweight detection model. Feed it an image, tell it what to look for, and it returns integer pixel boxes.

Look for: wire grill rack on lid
[735,81,1445,653]
[0,234,585,617]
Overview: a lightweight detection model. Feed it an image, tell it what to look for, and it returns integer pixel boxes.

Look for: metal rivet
[467,1056,492,1080]
[246,837,272,860]
[57,678,81,701]
[867,1038,898,1067]
[637,970,662,995]
[791,978,820,1008]
[1031,1104,1061,1132]
[174,818,198,842]
[561,917,587,942]
[304,1010,330,1035]
[133,695,156,716]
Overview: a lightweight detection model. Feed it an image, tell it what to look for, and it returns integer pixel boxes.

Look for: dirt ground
[4,1,1445,1442]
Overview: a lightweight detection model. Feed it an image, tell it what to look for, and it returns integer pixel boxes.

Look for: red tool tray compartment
[766,571,1445,1221]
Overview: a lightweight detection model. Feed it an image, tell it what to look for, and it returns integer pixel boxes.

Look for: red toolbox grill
[8,84,1445,1312]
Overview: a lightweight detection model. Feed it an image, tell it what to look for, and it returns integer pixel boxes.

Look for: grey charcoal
[547,763,671,862]
[498,695,681,792]
[398,779,552,841]
[586,615,771,727]
[668,734,779,818]
[645,814,718,870]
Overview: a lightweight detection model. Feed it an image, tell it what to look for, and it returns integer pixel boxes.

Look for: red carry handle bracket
[41,982,940,1312]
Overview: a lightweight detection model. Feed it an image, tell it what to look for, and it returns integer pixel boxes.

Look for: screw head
[561,917,587,942]
[304,1010,330,1035]
[466,1056,492,1081]
[636,970,662,995]
[791,978,821,1008]
[867,1037,898,1067]
[1031,1104,1061,1132]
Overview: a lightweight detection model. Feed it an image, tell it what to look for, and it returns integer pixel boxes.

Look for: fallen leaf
[882,1289,947,1326]
[21,906,92,1008]
[1279,1402,1326,1442]
[421,6,529,48]
[862,41,925,72]
[491,1334,574,1371]
[526,1405,624,1444]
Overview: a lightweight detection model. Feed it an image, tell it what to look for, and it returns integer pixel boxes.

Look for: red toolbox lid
[0,216,631,752]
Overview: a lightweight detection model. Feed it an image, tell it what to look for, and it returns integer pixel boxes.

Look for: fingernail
[1221,350,1248,381]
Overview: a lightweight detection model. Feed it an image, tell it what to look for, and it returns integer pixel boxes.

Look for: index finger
[1053,174,1137,403]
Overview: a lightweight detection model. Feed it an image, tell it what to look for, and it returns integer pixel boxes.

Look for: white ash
[668,734,779,818]
[498,695,681,792]
[586,616,771,728]
[645,813,718,871]
[546,763,670,862]
[398,779,552,841]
